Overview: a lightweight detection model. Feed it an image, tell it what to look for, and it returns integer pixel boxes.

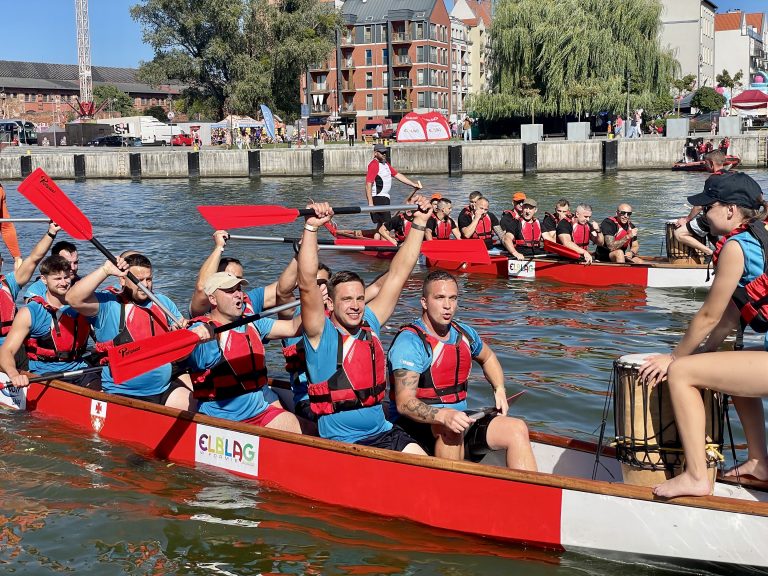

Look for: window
[429,46,437,64]
[417,91,425,108]
[430,23,436,40]
[381,25,388,42]
[366,72,373,88]
[383,94,389,110]
[417,69,425,86]
[417,46,425,63]
[364,26,372,43]
[366,49,372,66]
[382,48,388,62]
[366,94,373,110]
[382,71,389,88]
[415,23,424,40]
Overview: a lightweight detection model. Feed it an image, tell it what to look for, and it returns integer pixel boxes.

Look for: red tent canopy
[731,89,768,110]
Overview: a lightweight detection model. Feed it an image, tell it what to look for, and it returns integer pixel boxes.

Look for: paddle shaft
[297,204,415,217]
[0,366,104,390]
[212,300,300,334]
[90,237,183,328]
[0,218,50,223]
[228,234,397,252]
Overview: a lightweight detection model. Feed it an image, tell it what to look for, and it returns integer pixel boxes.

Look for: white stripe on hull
[647,267,712,288]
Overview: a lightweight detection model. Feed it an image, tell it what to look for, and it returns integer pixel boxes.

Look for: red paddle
[0,366,104,390]
[198,204,417,229]
[17,168,183,327]
[542,239,583,261]
[108,301,300,384]
[227,234,491,265]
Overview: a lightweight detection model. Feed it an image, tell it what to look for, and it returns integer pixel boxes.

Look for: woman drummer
[639,171,767,498]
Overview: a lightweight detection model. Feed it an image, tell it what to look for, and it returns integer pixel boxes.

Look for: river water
[1,168,767,575]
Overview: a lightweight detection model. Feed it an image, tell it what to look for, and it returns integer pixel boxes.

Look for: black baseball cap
[373,144,388,153]
[687,172,764,210]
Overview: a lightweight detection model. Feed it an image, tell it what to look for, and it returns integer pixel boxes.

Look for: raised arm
[66,258,128,318]
[190,230,229,317]
[298,203,334,346]
[0,307,32,387]
[15,222,61,286]
[367,195,431,325]
[276,257,298,319]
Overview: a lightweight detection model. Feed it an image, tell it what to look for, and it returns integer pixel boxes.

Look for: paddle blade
[198,205,301,229]
[17,168,93,240]
[421,239,491,264]
[108,330,200,383]
[543,239,582,261]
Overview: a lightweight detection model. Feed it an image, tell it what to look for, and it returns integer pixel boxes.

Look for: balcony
[311,104,330,115]
[309,62,329,71]
[311,83,331,93]
[339,104,356,116]
[340,80,356,91]
[340,59,356,70]
[393,55,413,67]
[393,99,412,112]
[341,34,354,46]
[391,32,412,43]
[392,77,412,88]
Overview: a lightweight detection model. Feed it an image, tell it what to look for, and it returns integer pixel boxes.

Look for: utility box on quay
[567,122,590,141]
[520,124,543,143]
[665,118,689,139]
[718,116,742,137]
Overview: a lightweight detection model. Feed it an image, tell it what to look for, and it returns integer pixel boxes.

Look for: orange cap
[513,192,526,202]
[431,193,442,201]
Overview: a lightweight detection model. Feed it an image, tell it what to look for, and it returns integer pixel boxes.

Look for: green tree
[131,0,341,120]
[93,84,136,117]
[143,105,168,122]
[470,0,678,120]
[691,87,726,113]
[716,69,743,110]
[672,74,696,115]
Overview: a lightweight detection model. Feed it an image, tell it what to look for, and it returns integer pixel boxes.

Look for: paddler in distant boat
[458,190,482,222]
[458,196,516,253]
[509,191,527,221]
[556,204,603,264]
[379,201,417,246]
[500,198,545,260]
[295,196,433,453]
[24,239,82,301]
[426,198,461,240]
[0,255,99,390]
[185,271,313,434]
[365,143,423,229]
[594,203,645,263]
[541,198,571,242]
[66,253,203,410]
[189,229,297,318]
[388,269,537,470]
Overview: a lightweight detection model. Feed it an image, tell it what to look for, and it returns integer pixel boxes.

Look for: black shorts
[71,369,102,391]
[370,195,391,224]
[394,412,496,462]
[355,425,417,452]
[112,378,189,406]
[294,399,318,423]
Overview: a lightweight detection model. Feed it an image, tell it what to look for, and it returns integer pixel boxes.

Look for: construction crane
[73,0,96,118]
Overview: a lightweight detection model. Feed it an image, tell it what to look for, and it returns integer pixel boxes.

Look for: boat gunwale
[18,377,768,519]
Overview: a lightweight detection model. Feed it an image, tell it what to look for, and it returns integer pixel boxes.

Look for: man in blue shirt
[66,253,195,409]
[388,270,537,470]
[0,255,98,389]
[25,240,81,301]
[297,195,432,453]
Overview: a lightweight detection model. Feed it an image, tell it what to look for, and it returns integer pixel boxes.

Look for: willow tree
[470,0,678,120]
[131,0,341,120]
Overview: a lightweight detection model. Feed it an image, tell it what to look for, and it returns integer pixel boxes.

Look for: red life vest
[0,276,16,336]
[25,296,90,362]
[516,218,542,247]
[571,221,592,248]
[394,214,413,243]
[728,222,768,332]
[434,217,454,240]
[544,211,572,226]
[467,214,494,243]
[712,222,749,267]
[393,322,474,405]
[503,209,522,222]
[190,317,268,400]
[306,321,386,416]
[609,217,633,250]
[93,290,171,356]
[242,292,256,316]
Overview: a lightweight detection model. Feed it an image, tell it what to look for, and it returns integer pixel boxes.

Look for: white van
[98,116,174,146]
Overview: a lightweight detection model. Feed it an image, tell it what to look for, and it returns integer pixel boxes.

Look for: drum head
[615,352,658,368]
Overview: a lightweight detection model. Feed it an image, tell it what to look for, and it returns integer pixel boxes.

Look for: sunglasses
[617,211,632,217]
[701,203,719,215]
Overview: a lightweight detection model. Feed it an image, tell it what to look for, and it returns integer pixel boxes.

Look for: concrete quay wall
[0,136,765,181]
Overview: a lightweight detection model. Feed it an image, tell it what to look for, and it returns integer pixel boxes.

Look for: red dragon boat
[1,378,766,572]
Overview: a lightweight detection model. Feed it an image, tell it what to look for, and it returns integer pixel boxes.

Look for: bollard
[311,148,324,178]
[129,153,142,182]
[248,150,261,178]
[74,154,86,182]
[188,151,200,179]
[20,155,32,178]
[523,143,537,174]
[448,145,463,176]
[603,139,618,173]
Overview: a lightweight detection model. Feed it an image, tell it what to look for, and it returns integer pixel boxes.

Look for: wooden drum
[665,220,707,263]
[612,353,724,487]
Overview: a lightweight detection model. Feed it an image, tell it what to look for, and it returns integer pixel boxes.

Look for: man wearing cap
[66,253,200,409]
[508,192,527,221]
[185,271,309,432]
[595,203,645,264]
[365,144,423,228]
[500,198,544,259]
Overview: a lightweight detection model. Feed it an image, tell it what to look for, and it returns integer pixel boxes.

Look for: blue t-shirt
[245,286,266,315]
[0,273,21,347]
[282,306,309,406]
[26,299,90,374]
[91,291,182,396]
[387,318,483,417]
[731,232,768,351]
[187,317,276,421]
[304,308,389,443]
[24,278,46,302]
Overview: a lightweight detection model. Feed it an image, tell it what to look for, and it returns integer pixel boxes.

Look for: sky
[0,0,766,69]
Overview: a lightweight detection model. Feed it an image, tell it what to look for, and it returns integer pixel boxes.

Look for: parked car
[171,132,193,146]
[86,135,142,147]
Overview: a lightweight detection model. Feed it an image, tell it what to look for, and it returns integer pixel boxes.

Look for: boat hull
[671,155,741,172]
[2,379,767,571]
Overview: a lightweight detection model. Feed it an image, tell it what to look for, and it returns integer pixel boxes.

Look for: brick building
[0,60,180,127]
[714,11,768,90]
[301,0,452,138]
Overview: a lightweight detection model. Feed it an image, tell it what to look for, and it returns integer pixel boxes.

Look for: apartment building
[300,0,452,137]
[450,0,492,104]
[714,11,768,90]
[659,0,717,88]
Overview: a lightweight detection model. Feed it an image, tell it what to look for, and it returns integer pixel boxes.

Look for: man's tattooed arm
[393,368,439,423]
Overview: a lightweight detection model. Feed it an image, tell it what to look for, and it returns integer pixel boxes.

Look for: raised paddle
[0,366,104,390]
[227,234,492,265]
[542,239,584,261]
[197,204,418,229]
[0,218,50,223]
[17,168,183,328]
[108,300,301,384]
